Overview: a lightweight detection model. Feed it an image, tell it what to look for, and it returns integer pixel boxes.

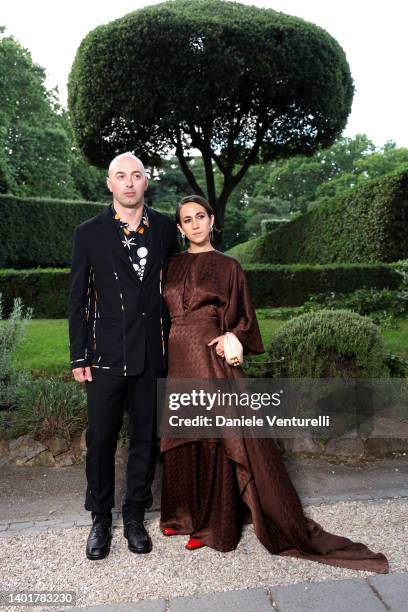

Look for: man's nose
[125,176,134,187]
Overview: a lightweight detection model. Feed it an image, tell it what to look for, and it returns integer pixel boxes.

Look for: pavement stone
[7,520,35,531]
[71,601,167,612]
[170,587,272,612]
[270,578,387,612]
[368,572,408,611]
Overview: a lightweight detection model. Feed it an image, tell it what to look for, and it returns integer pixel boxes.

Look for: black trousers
[84,354,164,522]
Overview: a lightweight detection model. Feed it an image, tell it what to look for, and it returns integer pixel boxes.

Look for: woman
[160,195,388,573]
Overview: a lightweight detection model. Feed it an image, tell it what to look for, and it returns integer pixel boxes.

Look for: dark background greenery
[0,263,402,317]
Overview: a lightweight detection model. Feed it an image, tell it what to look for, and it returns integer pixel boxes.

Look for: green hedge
[245,263,402,307]
[0,263,402,317]
[268,309,387,377]
[0,194,170,268]
[0,194,108,268]
[0,269,70,317]
[228,170,408,264]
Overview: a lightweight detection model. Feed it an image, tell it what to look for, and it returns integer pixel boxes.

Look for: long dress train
[160,250,388,573]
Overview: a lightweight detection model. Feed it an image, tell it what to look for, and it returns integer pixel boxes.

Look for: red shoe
[162,527,178,536]
[185,537,205,550]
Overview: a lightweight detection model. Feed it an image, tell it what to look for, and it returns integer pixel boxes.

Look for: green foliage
[315,140,408,202]
[252,134,377,215]
[393,259,408,288]
[384,353,408,378]
[243,263,401,308]
[0,195,106,268]
[0,193,172,269]
[7,124,79,199]
[239,135,408,222]
[268,309,388,378]
[0,27,111,201]
[303,288,408,326]
[68,0,353,242]
[0,270,70,318]
[0,263,401,318]
[5,378,87,440]
[0,28,75,197]
[229,170,408,264]
[69,0,353,164]
[0,294,32,410]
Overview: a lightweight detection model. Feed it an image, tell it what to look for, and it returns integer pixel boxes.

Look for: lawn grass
[10,313,408,376]
[11,319,70,377]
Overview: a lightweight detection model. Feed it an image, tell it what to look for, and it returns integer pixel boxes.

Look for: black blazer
[68,205,178,376]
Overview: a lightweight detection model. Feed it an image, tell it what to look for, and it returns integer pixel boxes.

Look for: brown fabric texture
[160,250,388,573]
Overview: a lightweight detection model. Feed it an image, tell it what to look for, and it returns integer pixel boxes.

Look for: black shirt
[111,204,150,281]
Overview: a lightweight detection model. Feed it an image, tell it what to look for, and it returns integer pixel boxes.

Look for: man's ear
[106,176,112,193]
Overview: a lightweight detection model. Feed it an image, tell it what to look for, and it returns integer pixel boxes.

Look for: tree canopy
[69,0,353,244]
[0,27,75,197]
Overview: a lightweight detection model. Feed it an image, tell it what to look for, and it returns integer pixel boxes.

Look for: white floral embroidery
[122,236,137,248]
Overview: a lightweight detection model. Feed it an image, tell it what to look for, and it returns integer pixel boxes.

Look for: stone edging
[1,428,408,467]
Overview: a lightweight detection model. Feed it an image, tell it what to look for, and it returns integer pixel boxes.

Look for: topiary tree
[268,309,388,378]
[268,309,388,437]
[68,0,353,246]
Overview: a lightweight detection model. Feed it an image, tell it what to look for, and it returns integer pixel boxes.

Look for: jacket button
[141,312,146,317]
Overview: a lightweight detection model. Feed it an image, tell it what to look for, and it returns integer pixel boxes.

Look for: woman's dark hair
[176,195,215,225]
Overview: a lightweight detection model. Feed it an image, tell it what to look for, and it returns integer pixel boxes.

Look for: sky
[2,0,408,148]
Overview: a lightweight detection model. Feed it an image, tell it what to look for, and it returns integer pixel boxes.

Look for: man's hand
[72,366,93,383]
[208,335,225,358]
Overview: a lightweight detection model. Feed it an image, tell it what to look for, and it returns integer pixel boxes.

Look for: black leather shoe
[86,515,112,560]
[124,520,152,554]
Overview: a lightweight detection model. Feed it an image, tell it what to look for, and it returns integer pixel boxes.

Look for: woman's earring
[210,225,214,242]
[179,231,186,246]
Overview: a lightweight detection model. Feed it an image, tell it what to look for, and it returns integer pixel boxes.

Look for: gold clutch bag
[224,332,244,367]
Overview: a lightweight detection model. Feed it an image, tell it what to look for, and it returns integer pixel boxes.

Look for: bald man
[69,153,178,559]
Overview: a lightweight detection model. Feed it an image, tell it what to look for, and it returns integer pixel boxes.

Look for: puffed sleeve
[223,259,265,355]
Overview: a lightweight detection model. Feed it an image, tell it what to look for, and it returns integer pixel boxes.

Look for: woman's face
[178,202,214,247]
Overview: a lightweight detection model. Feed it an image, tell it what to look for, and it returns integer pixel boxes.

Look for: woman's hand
[208,335,225,358]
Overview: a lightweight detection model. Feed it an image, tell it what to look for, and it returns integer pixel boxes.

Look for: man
[69,153,178,560]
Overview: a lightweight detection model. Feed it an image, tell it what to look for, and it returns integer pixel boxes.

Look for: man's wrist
[71,357,90,369]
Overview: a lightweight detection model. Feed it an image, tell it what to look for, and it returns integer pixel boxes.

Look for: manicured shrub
[268,309,388,378]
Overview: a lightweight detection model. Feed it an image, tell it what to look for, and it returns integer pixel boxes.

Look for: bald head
[108,153,146,177]
[106,152,148,211]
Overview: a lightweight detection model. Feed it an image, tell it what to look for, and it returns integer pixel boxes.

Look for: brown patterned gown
[160,250,388,573]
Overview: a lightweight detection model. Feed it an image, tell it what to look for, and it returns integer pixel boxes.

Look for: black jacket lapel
[97,206,136,274]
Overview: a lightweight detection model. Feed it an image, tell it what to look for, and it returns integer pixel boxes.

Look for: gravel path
[0,498,406,610]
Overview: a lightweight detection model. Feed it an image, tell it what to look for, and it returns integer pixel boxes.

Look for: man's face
[107,156,148,209]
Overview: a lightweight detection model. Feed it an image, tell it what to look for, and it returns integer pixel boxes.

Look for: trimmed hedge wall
[228,170,408,264]
[0,263,402,317]
[244,263,402,307]
[0,194,170,268]
[0,194,108,268]
[0,269,70,318]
